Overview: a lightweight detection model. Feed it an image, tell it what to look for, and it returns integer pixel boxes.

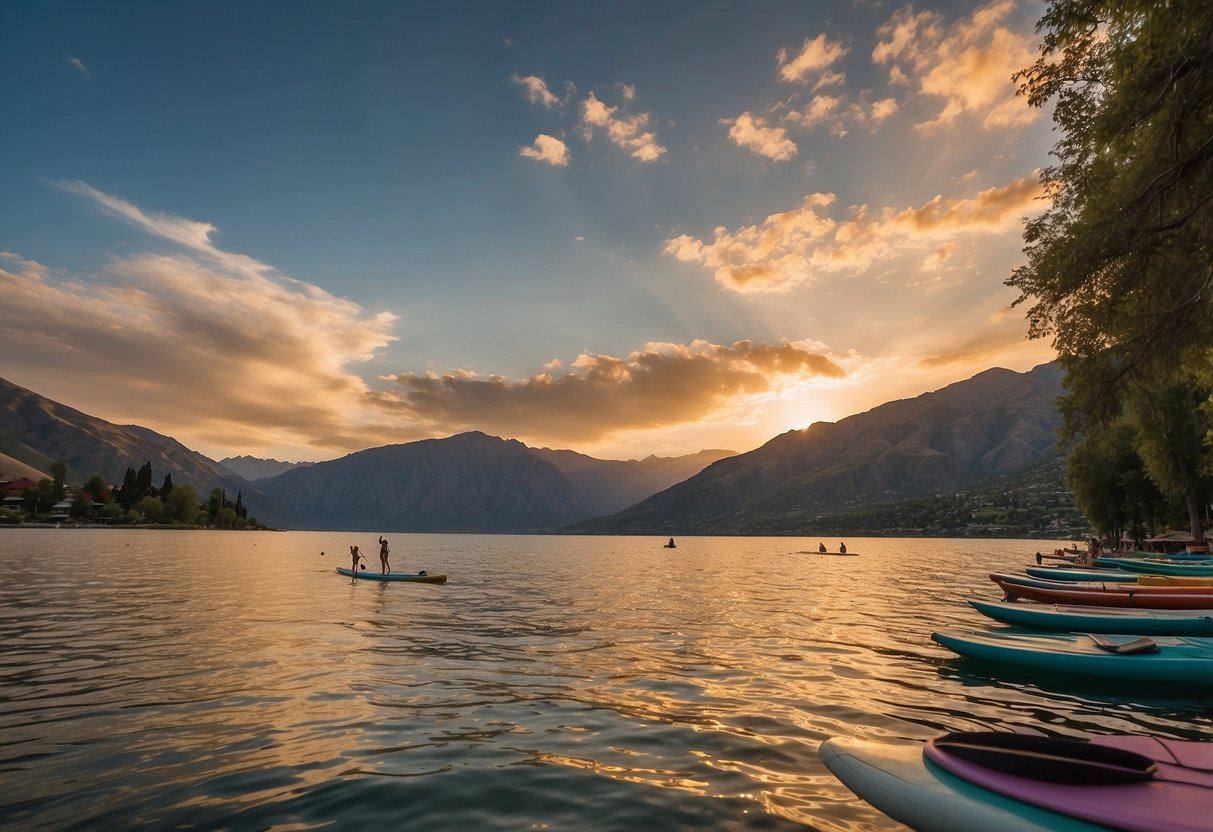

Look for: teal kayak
[968,599,1213,636]
[336,567,447,583]
[819,736,1113,832]
[1106,560,1213,577]
[1024,566,1139,582]
[931,630,1208,684]
[932,629,1213,685]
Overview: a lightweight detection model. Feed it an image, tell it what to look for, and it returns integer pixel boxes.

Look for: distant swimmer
[839,542,847,554]
[664,537,677,548]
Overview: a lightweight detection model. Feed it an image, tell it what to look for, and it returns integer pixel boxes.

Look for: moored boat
[968,599,1213,636]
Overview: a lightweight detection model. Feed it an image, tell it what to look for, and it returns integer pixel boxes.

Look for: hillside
[0,376,298,527]
[571,363,1066,534]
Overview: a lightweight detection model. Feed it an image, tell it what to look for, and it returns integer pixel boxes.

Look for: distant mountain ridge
[0,376,299,527]
[572,363,1065,534]
[219,455,314,482]
[256,433,734,532]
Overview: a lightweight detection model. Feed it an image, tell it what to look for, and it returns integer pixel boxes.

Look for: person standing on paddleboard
[350,545,363,572]
[378,536,390,574]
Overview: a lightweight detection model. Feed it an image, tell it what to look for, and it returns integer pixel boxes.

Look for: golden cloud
[873,0,1038,131]
[778,33,850,84]
[579,91,667,162]
[725,113,798,161]
[664,176,1044,292]
[380,340,845,443]
[520,133,571,166]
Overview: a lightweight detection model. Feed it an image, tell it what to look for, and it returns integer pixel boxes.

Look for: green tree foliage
[83,474,109,502]
[135,461,154,499]
[117,466,138,509]
[1066,419,1166,543]
[50,460,67,501]
[160,473,174,501]
[1010,1,1213,540]
[137,494,164,524]
[164,485,199,525]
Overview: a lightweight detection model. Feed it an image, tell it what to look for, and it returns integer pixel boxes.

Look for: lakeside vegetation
[0,460,266,529]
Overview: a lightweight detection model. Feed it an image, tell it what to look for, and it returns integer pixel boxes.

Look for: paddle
[929,731,1158,785]
[1085,633,1160,654]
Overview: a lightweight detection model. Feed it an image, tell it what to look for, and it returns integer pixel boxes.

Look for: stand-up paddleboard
[993,573,1213,594]
[336,567,447,583]
[819,735,1112,832]
[968,599,1213,636]
[1101,559,1213,577]
[932,629,1213,685]
[821,733,1213,832]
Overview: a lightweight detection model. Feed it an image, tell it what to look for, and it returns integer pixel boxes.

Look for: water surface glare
[1,531,1209,830]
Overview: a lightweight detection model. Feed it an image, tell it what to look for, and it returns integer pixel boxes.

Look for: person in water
[378,536,391,574]
[839,542,847,554]
[818,543,827,553]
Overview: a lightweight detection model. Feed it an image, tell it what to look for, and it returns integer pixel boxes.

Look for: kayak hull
[968,599,1213,636]
[932,629,1213,685]
[819,736,1111,832]
[1024,566,1139,582]
[336,567,447,583]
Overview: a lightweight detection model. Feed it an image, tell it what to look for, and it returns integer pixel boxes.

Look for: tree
[164,485,199,525]
[83,474,109,503]
[50,460,67,501]
[117,466,138,509]
[1009,1,1213,540]
[135,462,154,499]
[160,473,174,501]
[137,495,164,524]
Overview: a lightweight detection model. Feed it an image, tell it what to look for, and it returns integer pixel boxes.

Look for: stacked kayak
[1097,558,1213,577]
[336,567,447,583]
[820,732,1213,832]
[991,573,1213,609]
[968,599,1213,636]
[932,629,1213,685]
[1024,565,1139,582]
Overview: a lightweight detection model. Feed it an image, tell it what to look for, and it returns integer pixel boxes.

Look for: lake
[1,530,1209,830]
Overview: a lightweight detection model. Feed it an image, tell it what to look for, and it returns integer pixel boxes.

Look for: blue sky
[0,1,1056,462]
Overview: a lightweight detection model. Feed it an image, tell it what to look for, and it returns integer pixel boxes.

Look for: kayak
[994,572,1213,593]
[931,629,1213,685]
[336,567,447,583]
[1097,558,1213,577]
[820,735,1119,832]
[968,599,1213,636]
[821,733,1213,832]
[993,581,1213,609]
[798,550,859,556]
[1024,566,1139,582]
[1137,574,1213,587]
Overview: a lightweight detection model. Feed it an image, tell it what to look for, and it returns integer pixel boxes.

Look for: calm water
[1,531,1209,830]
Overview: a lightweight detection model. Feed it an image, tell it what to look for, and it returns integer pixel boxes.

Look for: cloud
[725,113,797,161]
[512,74,562,108]
[378,340,846,443]
[53,179,274,280]
[872,0,1038,131]
[579,91,667,162]
[68,57,89,76]
[0,187,405,458]
[520,133,570,166]
[778,33,849,86]
[664,176,1044,292]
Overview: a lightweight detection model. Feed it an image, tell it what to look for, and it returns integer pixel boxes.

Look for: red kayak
[995,579,1213,609]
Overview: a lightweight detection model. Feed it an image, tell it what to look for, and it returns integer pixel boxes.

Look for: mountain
[219,455,314,482]
[531,447,735,516]
[0,376,299,527]
[571,363,1066,535]
[257,431,597,532]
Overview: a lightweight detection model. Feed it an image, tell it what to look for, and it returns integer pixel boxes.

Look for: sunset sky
[0,1,1057,463]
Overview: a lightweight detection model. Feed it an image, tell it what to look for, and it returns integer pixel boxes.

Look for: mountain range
[0,363,1066,534]
[572,363,1065,534]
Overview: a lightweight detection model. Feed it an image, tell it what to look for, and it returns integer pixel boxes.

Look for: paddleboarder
[350,545,364,572]
[839,542,847,554]
[379,536,391,574]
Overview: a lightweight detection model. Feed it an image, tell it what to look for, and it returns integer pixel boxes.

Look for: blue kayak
[968,599,1213,636]
[932,629,1213,685]
[336,567,447,583]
